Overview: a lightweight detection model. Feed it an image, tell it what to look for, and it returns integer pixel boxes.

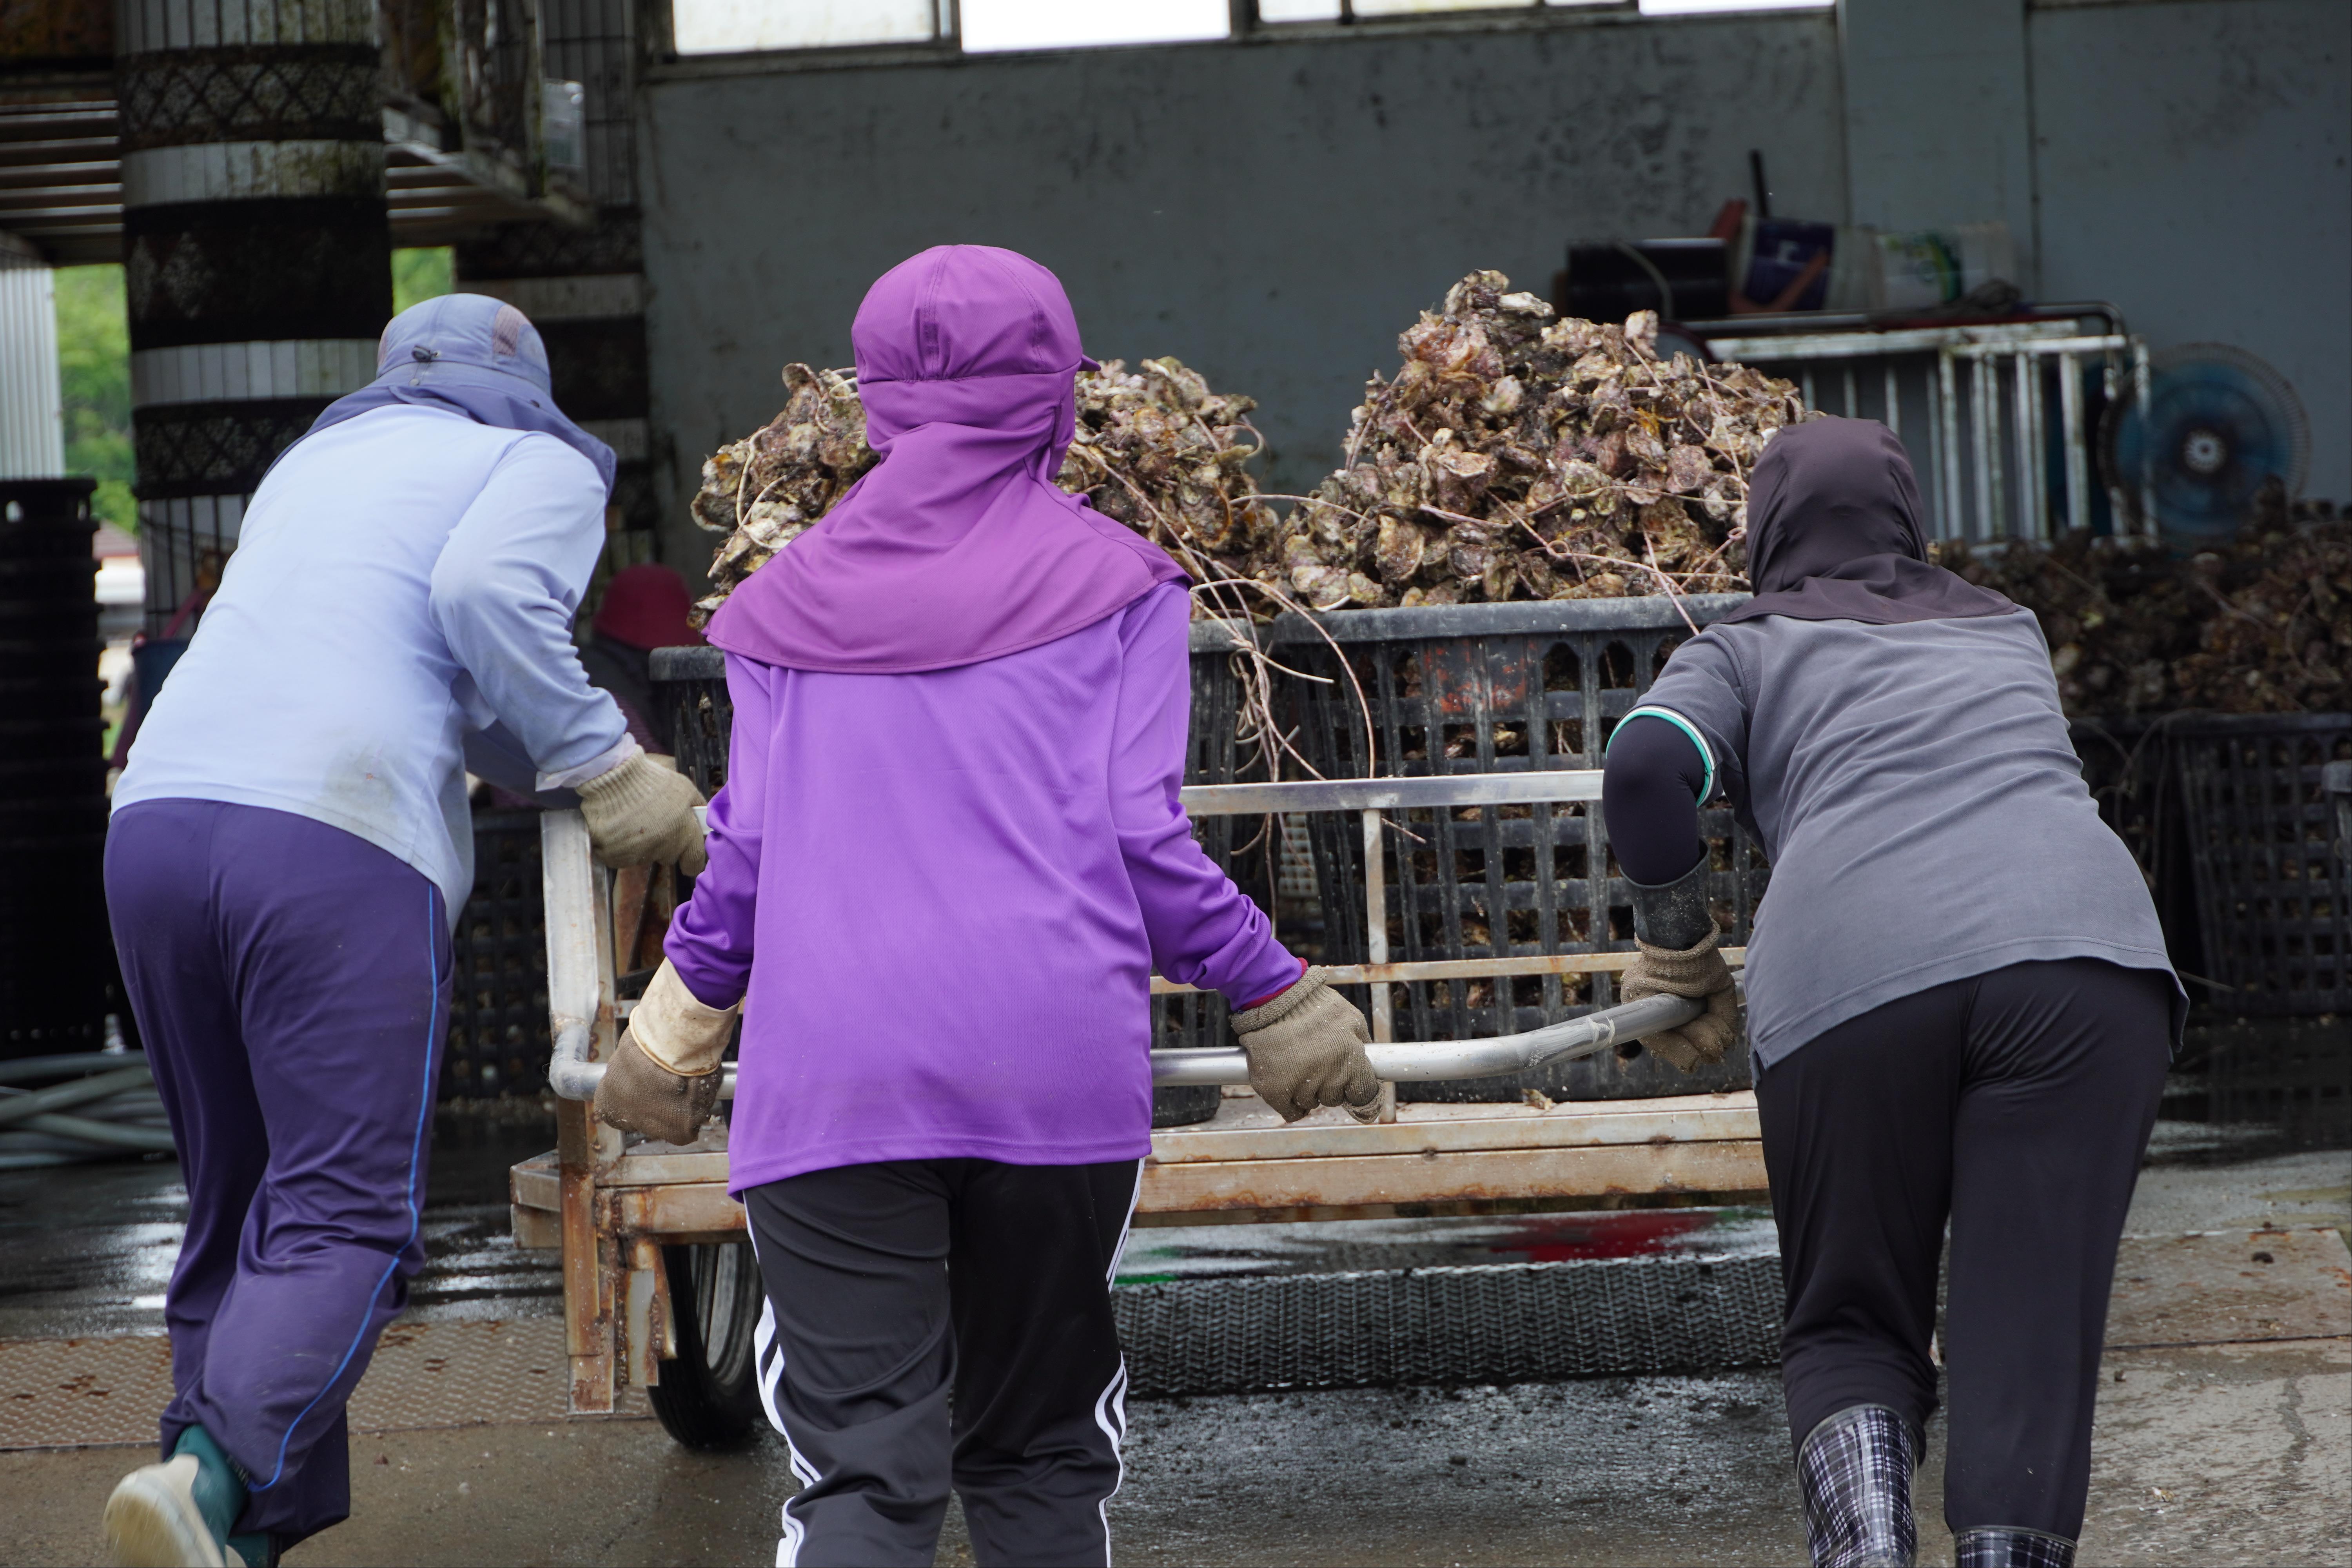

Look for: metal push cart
[509,769,1766,1443]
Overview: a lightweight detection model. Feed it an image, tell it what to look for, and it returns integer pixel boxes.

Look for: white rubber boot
[102,1454,231,1568]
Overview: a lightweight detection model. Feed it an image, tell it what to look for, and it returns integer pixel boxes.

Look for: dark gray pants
[744,1157,1141,1567]
[1757,957,2173,1541]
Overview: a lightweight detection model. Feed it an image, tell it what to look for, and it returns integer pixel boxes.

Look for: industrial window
[1635,0,1830,13]
[671,0,946,54]
[667,0,1829,58]
[964,0,1229,52]
[1260,0,1829,14]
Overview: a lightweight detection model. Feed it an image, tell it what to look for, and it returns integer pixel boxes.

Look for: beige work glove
[593,960,738,1145]
[1233,967,1381,1124]
[1617,928,1741,1073]
[577,750,708,874]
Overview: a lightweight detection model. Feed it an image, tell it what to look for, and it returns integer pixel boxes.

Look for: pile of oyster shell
[687,357,1280,626]
[1940,507,2349,716]
[1270,270,1808,610]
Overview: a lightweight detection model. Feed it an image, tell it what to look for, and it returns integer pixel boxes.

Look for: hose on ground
[0,1054,176,1168]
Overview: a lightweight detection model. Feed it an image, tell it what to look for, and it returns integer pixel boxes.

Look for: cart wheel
[646,1241,766,1449]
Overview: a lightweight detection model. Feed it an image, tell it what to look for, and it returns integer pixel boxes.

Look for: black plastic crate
[2,478,107,1056]
[2067,715,2208,1002]
[2171,713,2351,1016]
[654,646,731,798]
[443,810,550,1099]
[1270,595,1766,1102]
[650,624,1275,1128]
[2203,1019,2351,1147]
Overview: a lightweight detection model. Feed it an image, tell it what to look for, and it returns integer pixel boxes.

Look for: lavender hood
[296,293,616,494]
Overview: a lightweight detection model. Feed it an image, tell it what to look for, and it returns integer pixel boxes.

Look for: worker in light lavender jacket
[591,245,1377,1566]
[101,296,706,1568]
[1601,418,2183,1568]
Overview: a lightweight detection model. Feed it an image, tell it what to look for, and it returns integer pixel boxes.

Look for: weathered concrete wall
[637,11,1846,554]
[1843,0,2039,283]
[2030,0,2350,505]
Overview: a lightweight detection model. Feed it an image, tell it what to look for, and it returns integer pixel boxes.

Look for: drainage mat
[1114,1252,1786,1398]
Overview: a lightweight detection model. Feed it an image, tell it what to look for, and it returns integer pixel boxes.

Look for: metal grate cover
[2174,713,2351,1015]
[1272,598,1768,1102]
[444,811,550,1099]
[1114,1252,1784,1398]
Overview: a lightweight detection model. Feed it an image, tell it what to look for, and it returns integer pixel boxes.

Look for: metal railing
[1706,312,2151,543]
[541,770,1715,1102]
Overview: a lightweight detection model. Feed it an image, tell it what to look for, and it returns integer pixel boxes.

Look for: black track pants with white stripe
[744,1157,1140,1568]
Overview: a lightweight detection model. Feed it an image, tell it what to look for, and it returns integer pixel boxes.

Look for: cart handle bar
[541,789,1713,1104]
[547,986,1708,1103]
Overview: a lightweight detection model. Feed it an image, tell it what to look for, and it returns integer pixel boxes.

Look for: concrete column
[458,0,658,573]
[115,0,390,634]
[1839,0,2038,289]
[456,215,655,563]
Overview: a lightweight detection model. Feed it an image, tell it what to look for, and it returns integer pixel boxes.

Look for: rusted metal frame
[2014,350,2046,541]
[1944,334,2132,543]
[1147,1094,1762,1164]
[550,820,625,1415]
[1362,806,1394,1051]
[1477,638,1514,1042]
[2060,351,2089,535]
[1704,318,2085,363]
[1971,354,2000,541]
[612,1181,752,1237]
[542,811,606,1104]
[1130,1189,1763,1228]
[556,1098,615,1414]
[623,1237,670,1390]
[1148,946,1725,993]
[1528,660,1568,1023]
[1180,769,1603,817]
[1134,1138,1770,1216]
[1933,348,1959,539]
[2130,340,2156,537]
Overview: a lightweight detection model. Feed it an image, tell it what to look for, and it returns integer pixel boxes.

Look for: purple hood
[705,245,1187,674]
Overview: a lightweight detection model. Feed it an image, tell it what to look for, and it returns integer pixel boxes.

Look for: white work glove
[577,749,707,874]
[594,960,739,1146]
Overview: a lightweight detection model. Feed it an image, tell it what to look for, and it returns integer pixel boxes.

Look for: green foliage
[47,253,449,535]
[53,265,135,532]
[394,248,454,314]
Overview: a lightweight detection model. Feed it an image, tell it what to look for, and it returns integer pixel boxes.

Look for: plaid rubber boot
[1955,1528,2077,1567]
[1796,1405,1919,1568]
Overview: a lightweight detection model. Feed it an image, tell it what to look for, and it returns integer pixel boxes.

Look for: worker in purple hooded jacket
[590,245,1377,1566]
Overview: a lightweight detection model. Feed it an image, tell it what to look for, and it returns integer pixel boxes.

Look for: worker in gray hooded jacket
[1602,417,2180,1568]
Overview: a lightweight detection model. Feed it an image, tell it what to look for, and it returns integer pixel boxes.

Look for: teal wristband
[1611,706,1717,804]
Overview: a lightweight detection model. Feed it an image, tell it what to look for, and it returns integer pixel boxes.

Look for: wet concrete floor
[2,1114,2345,1566]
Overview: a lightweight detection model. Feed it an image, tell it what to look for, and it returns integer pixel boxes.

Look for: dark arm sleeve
[1602,715,1710,886]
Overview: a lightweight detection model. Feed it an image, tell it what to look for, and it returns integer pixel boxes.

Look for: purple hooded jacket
[665,249,1301,1191]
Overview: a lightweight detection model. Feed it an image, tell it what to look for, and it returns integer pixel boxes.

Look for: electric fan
[2100,343,2309,543]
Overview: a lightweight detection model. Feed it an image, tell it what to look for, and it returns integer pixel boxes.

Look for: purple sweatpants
[105,799,450,1544]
